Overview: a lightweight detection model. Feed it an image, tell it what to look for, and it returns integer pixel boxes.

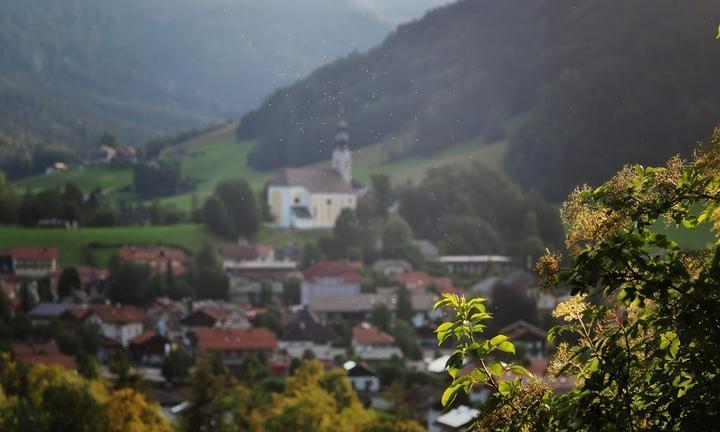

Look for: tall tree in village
[57,266,81,300]
[192,242,228,300]
[371,173,393,219]
[213,178,260,240]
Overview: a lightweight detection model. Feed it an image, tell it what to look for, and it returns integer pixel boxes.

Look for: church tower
[331,119,352,185]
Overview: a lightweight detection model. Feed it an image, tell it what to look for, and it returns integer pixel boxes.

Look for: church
[267,120,359,229]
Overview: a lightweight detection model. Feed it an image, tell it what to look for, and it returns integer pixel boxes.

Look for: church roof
[271,168,353,194]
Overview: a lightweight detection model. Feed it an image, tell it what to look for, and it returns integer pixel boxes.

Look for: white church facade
[267,120,359,229]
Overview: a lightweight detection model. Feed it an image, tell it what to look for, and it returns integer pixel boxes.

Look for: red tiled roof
[352,322,394,345]
[11,247,59,261]
[304,261,361,283]
[500,320,546,341]
[220,244,259,260]
[118,247,187,263]
[255,245,273,259]
[196,328,277,352]
[221,244,273,261]
[201,306,227,322]
[91,304,146,324]
[12,342,76,369]
[272,168,353,194]
[395,271,461,293]
[395,271,432,289]
[129,330,162,346]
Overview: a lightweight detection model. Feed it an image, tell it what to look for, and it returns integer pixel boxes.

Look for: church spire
[332,118,352,185]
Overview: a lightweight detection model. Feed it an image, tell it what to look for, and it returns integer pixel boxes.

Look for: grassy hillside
[0,224,224,267]
[158,124,272,210]
[12,122,506,210]
[13,166,133,193]
[330,136,506,186]
[0,223,328,267]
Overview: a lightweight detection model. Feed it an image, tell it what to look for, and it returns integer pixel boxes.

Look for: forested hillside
[239,0,720,199]
[0,0,448,179]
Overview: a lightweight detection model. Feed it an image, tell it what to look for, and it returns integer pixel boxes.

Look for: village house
[227,275,284,305]
[309,288,437,328]
[194,327,277,366]
[90,304,146,347]
[429,405,479,432]
[12,342,76,370]
[118,246,188,275]
[267,120,359,229]
[394,271,460,294]
[181,306,227,330]
[28,303,73,326]
[437,255,513,275]
[128,330,172,366]
[344,361,381,395]
[500,320,547,358]
[279,306,340,359]
[11,247,58,278]
[220,243,274,268]
[351,322,403,361]
[372,259,412,277]
[301,261,362,305]
[50,266,109,297]
[145,297,189,341]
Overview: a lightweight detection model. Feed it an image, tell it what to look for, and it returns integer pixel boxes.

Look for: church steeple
[331,118,352,185]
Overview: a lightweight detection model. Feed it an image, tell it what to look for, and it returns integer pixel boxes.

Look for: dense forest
[0,0,442,178]
[239,0,720,199]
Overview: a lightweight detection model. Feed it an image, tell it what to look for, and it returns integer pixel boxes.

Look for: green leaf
[441,385,461,406]
[670,337,680,357]
[498,380,513,396]
[486,362,504,377]
[508,364,533,379]
[437,331,451,346]
[433,297,453,310]
[496,341,515,354]
[490,335,508,346]
[435,322,454,333]
[470,312,491,321]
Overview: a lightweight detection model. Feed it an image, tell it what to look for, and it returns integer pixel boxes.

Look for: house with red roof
[352,322,394,348]
[301,261,361,305]
[89,304,146,347]
[195,327,277,365]
[50,266,109,297]
[220,243,275,267]
[395,271,460,294]
[128,330,171,366]
[11,247,58,278]
[118,246,187,275]
[181,306,227,329]
[351,323,403,361]
[12,342,76,369]
[500,320,547,358]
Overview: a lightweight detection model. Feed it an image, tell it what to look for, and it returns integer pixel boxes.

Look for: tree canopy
[435,127,720,431]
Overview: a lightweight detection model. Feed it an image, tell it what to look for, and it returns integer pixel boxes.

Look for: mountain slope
[0,0,449,178]
[238,0,720,199]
